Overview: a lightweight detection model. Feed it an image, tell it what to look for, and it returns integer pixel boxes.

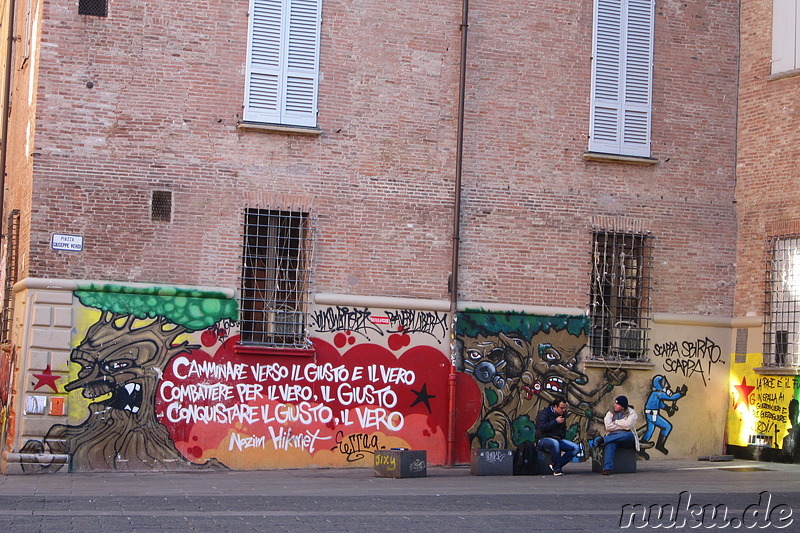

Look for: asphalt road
[1,458,798,532]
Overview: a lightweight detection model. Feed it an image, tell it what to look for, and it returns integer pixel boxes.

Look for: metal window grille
[589,230,652,360]
[79,0,107,17]
[151,191,172,222]
[763,235,800,367]
[240,208,313,348]
[1,210,20,343]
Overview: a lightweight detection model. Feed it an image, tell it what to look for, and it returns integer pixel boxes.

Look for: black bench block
[470,449,514,476]
[374,449,427,478]
[591,446,637,473]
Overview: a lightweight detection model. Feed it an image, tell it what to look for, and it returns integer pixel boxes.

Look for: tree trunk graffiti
[23,311,226,472]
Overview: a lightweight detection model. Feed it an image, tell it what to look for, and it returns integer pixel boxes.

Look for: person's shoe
[602,469,611,475]
[553,468,563,476]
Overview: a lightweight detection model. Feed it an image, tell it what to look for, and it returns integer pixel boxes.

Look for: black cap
[615,395,629,409]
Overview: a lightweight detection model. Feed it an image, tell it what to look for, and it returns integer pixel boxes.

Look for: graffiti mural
[782,399,800,462]
[150,304,478,469]
[20,285,237,472]
[638,375,688,456]
[456,312,626,456]
[0,345,14,464]
[728,351,800,462]
[20,298,481,471]
[156,332,477,469]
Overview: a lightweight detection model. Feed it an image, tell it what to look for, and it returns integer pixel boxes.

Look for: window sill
[753,366,799,376]
[584,358,654,370]
[237,121,323,136]
[234,343,316,357]
[766,68,800,82]
[583,152,658,166]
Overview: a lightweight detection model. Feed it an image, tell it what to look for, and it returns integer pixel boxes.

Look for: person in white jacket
[596,395,640,475]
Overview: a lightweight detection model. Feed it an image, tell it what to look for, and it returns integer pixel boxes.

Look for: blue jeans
[603,431,636,471]
[537,438,580,469]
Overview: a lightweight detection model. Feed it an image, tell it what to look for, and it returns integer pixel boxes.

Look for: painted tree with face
[37,285,237,472]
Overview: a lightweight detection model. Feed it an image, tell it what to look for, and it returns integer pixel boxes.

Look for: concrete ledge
[2,452,69,475]
[459,301,585,316]
[5,452,70,464]
[583,152,658,165]
[585,359,655,370]
[237,122,323,136]
[14,278,235,298]
[314,293,450,312]
[653,313,733,328]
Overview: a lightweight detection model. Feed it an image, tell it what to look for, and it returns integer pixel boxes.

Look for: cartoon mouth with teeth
[63,313,180,419]
[65,351,146,415]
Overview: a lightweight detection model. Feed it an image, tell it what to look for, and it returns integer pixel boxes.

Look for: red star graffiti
[32,365,60,392]
[733,376,756,410]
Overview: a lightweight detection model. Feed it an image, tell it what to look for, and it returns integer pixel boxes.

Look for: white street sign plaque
[51,233,83,252]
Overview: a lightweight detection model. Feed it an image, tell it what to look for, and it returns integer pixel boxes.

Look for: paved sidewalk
[0,458,798,532]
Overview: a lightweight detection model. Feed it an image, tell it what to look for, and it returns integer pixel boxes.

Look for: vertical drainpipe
[447,0,469,467]
[0,0,17,233]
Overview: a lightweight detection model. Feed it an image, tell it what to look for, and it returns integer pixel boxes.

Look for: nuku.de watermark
[619,491,793,529]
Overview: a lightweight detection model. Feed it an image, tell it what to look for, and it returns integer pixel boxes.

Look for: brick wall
[14,0,738,315]
[735,0,800,317]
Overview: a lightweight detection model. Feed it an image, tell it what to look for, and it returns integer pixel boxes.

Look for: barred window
[764,235,800,367]
[79,0,108,17]
[589,231,652,360]
[240,209,313,348]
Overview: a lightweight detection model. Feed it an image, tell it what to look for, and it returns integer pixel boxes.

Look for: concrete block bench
[470,448,514,476]
[591,446,637,473]
[374,449,427,478]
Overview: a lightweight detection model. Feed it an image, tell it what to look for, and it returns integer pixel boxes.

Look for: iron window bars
[764,235,800,367]
[240,208,313,348]
[589,230,653,361]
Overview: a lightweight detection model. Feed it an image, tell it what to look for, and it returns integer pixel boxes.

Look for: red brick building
[0,0,743,474]
[727,0,800,461]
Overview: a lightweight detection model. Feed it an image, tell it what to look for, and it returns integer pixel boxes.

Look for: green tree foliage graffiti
[75,284,237,331]
[456,310,587,339]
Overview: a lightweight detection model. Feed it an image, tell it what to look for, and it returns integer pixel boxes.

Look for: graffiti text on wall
[159,355,416,455]
[652,337,724,386]
[751,376,799,444]
[310,306,448,343]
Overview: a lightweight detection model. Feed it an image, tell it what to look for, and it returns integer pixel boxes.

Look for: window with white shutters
[772,0,800,74]
[244,0,321,127]
[589,0,654,157]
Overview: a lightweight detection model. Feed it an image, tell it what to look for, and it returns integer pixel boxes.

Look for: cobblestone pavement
[1,459,798,532]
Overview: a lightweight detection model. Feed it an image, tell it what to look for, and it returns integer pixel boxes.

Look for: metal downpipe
[447,0,469,467]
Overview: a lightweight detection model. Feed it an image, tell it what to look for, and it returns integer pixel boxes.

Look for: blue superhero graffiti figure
[640,375,688,455]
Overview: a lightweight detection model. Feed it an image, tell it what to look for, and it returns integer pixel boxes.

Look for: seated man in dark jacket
[534,397,579,475]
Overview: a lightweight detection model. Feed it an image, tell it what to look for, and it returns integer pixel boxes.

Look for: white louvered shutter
[244,0,321,127]
[772,0,799,74]
[589,0,653,157]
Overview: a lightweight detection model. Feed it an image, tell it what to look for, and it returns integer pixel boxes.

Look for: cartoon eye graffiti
[467,349,483,360]
[103,360,133,372]
[533,381,542,392]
